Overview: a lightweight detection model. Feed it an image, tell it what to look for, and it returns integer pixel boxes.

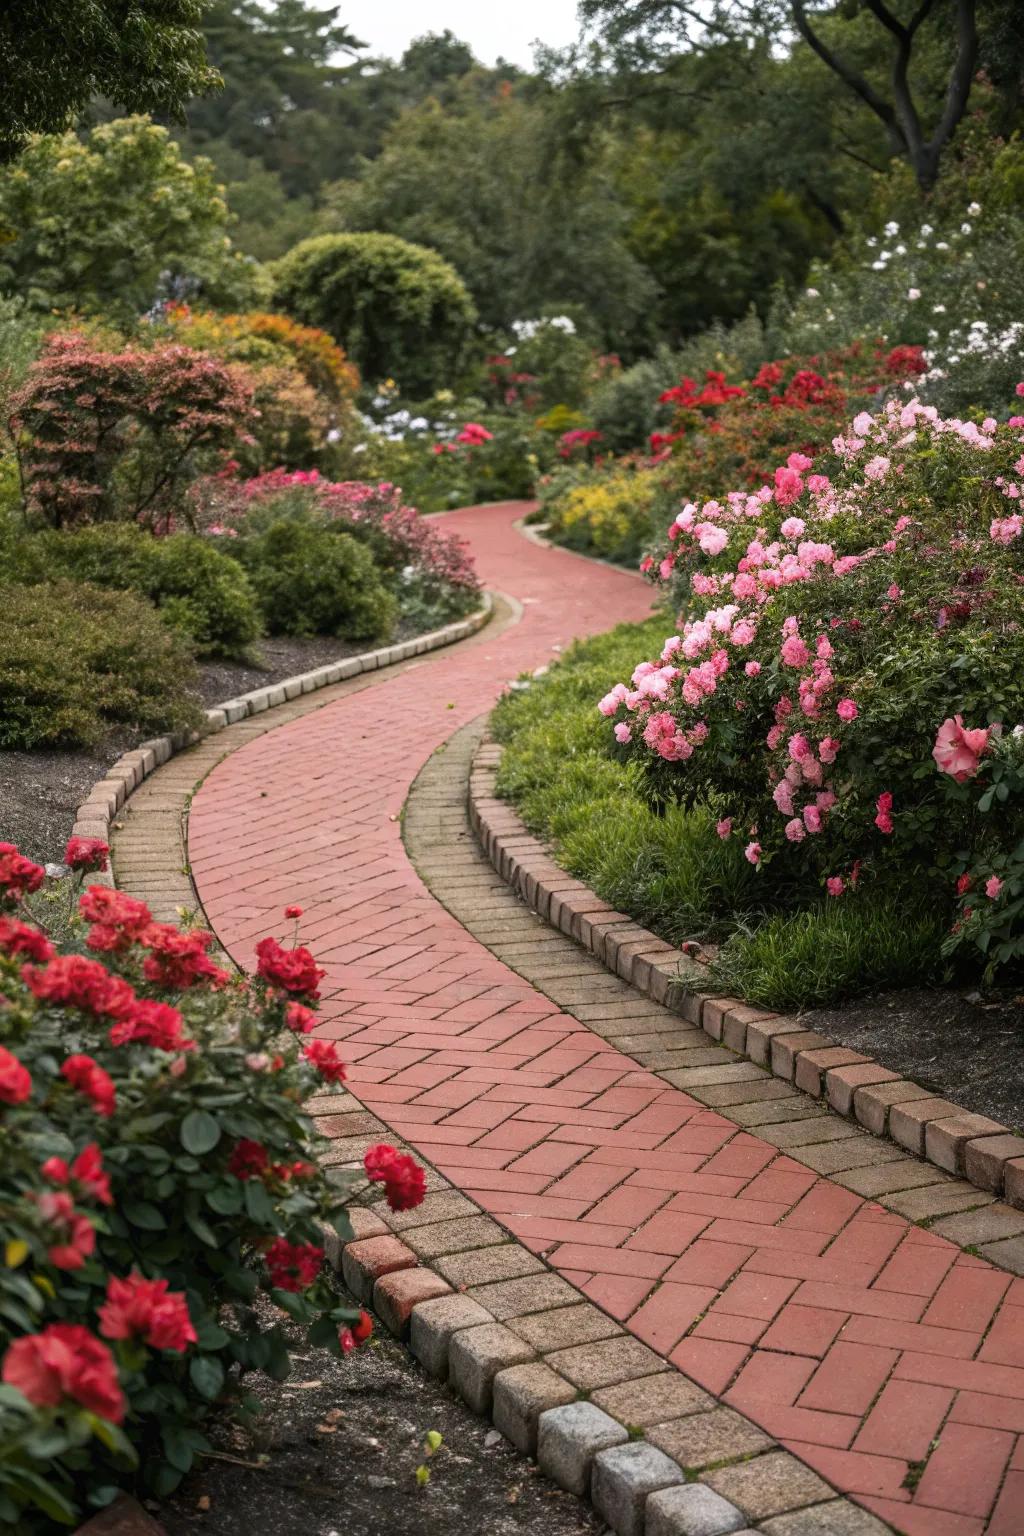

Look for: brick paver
[180,503,1022,1533]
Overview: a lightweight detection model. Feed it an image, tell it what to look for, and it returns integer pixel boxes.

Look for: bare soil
[803,985,1024,1132]
[0,629,423,867]
[157,1289,603,1536]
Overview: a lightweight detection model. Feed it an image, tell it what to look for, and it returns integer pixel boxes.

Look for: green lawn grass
[491,619,946,1010]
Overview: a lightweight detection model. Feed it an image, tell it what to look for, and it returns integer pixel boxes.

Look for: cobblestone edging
[68,596,494,888]
[468,735,1024,1231]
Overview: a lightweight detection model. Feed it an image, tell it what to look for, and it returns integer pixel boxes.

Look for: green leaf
[189,1355,225,1401]
[181,1109,221,1155]
[206,1183,243,1215]
[184,1206,219,1247]
[243,1179,276,1226]
[120,1200,166,1231]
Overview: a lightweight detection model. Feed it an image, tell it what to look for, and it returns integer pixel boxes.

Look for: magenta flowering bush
[194,469,480,612]
[599,392,1024,976]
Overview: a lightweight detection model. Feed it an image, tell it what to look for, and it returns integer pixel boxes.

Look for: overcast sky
[342,0,582,67]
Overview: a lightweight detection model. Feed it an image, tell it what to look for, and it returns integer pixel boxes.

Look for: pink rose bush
[0,854,424,1527]
[599,390,1024,977]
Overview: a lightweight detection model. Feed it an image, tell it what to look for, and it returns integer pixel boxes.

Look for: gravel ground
[0,628,425,866]
[157,1290,603,1536]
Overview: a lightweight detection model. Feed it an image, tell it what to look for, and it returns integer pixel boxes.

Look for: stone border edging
[468,734,1024,1215]
[69,595,494,885]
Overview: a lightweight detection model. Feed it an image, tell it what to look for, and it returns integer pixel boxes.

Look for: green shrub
[7,525,262,658]
[272,233,477,398]
[236,520,397,642]
[0,582,201,749]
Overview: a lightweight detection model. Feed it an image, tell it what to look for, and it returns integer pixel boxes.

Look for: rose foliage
[599,391,1024,980]
[0,846,425,1530]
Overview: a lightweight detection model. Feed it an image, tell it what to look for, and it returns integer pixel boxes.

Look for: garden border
[468,732,1024,1214]
[67,595,494,885]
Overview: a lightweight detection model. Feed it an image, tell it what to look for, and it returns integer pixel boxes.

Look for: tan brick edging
[68,595,494,886]
[468,734,1024,1216]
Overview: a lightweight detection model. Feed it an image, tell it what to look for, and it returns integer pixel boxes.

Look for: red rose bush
[0,847,425,1530]
[599,390,1024,978]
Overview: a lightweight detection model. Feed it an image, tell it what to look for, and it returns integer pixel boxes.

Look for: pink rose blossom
[836,699,858,722]
[744,841,762,865]
[780,635,810,668]
[932,716,991,782]
[716,819,733,839]
[803,805,822,834]
[986,876,1003,899]
[784,818,805,843]
[613,723,631,744]
[826,877,845,897]
[744,659,761,678]
[875,792,894,835]
[780,517,806,539]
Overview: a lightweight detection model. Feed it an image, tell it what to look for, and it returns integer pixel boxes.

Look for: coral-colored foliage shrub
[10,333,256,531]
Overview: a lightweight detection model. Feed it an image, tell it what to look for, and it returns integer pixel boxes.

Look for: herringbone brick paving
[186,502,1024,1534]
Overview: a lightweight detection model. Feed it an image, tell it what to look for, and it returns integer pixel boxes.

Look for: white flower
[961,222,972,234]
[884,220,900,237]
[895,244,907,256]
[936,241,949,251]
[907,288,921,301]
[967,201,981,216]
[805,288,820,298]
[920,223,933,237]
[871,260,887,271]
[932,304,946,314]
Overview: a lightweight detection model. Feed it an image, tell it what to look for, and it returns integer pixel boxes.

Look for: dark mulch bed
[157,1291,602,1536]
[803,986,1024,1133]
[0,629,426,867]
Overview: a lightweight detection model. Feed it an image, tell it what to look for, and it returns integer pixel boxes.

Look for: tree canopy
[0,0,219,161]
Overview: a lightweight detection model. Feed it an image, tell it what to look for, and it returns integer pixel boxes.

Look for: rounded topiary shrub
[0,582,201,749]
[236,520,397,642]
[6,524,262,658]
[272,233,477,398]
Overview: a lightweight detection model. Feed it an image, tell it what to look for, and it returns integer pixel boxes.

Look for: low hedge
[234,520,397,642]
[0,583,203,750]
[5,526,262,659]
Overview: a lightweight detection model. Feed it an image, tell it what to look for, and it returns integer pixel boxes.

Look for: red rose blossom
[363,1143,427,1212]
[0,916,54,963]
[302,1038,346,1083]
[284,1002,316,1034]
[64,838,110,873]
[42,1143,113,1206]
[22,954,136,1020]
[2,1324,125,1423]
[36,1190,96,1270]
[352,1310,373,1343]
[254,935,324,998]
[108,998,192,1052]
[0,1044,31,1106]
[228,1139,270,1180]
[284,905,303,919]
[0,843,45,903]
[99,1273,197,1353]
[61,1054,116,1117]
[265,1238,324,1293]
[79,886,153,952]
[141,923,230,990]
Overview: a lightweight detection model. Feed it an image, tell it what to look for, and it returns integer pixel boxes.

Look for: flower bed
[0,841,425,1532]
[538,344,927,566]
[604,390,1024,984]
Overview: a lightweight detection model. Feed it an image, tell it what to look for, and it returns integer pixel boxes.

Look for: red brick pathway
[189,502,1023,1535]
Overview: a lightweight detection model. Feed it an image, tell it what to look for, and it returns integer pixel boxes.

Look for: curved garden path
[185,503,1024,1536]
